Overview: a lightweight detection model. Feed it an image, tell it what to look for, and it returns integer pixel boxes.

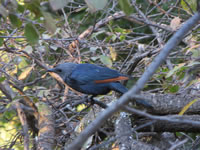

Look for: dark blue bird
[47,63,151,107]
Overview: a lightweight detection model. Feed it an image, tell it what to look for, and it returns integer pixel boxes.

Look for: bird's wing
[69,64,128,84]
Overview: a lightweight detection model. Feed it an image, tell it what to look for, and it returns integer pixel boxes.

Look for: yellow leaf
[186,44,200,55]
[179,99,198,115]
[10,65,18,75]
[77,104,86,112]
[109,46,117,61]
[18,66,33,80]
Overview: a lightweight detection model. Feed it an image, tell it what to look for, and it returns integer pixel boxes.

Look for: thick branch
[134,115,200,132]
[37,102,55,150]
[15,102,29,150]
[139,91,200,115]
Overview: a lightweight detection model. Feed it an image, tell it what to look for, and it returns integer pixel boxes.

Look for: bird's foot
[86,96,108,109]
[85,96,95,104]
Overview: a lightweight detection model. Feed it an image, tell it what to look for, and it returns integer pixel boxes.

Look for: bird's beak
[47,68,55,72]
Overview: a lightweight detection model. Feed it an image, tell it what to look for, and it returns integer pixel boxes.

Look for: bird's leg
[86,95,108,109]
[88,95,95,105]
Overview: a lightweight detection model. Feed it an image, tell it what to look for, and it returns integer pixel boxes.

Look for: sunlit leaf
[109,47,117,61]
[10,65,18,75]
[24,45,33,54]
[111,34,117,42]
[114,27,131,34]
[17,57,28,69]
[100,55,112,68]
[24,23,39,45]
[33,86,50,98]
[18,66,33,80]
[186,44,200,54]
[179,99,198,115]
[85,0,108,12]
[89,47,98,52]
[187,78,200,87]
[119,34,126,41]
[77,104,86,112]
[9,13,22,28]
[118,0,133,16]
[91,56,99,61]
[181,0,196,14]
[187,61,200,67]
[191,49,200,58]
[166,63,185,78]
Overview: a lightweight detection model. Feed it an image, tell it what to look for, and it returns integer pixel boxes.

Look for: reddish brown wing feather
[94,76,129,84]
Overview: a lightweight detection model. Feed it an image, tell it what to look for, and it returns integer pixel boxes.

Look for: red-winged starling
[47,63,152,108]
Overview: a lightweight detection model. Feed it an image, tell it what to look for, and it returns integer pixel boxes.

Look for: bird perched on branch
[47,63,151,108]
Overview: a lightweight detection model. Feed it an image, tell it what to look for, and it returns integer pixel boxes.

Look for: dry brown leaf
[170,17,181,31]
[18,66,33,80]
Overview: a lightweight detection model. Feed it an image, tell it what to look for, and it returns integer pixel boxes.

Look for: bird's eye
[57,69,62,72]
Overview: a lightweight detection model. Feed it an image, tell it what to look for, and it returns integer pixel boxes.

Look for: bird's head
[47,63,77,80]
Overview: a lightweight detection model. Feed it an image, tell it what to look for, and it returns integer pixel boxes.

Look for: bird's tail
[110,83,152,108]
[110,82,129,94]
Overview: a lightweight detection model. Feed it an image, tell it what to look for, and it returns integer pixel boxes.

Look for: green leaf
[24,23,39,45]
[49,0,70,10]
[26,0,41,18]
[42,11,57,34]
[0,77,6,82]
[191,49,200,58]
[100,55,112,68]
[9,13,22,27]
[85,0,108,12]
[0,38,4,46]
[118,0,133,16]
[17,4,25,13]
[181,0,196,14]
[169,85,179,93]
[91,30,105,38]
[119,34,126,41]
[166,63,185,78]
[17,56,28,69]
